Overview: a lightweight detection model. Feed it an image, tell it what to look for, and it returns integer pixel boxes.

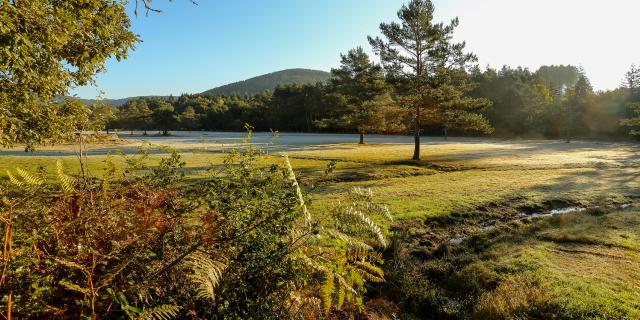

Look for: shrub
[0,146,389,319]
[472,276,552,320]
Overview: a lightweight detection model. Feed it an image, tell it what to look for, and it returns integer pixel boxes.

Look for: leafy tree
[178,106,201,131]
[473,67,553,137]
[268,83,328,132]
[0,0,138,149]
[136,101,154,134]
[368,0,491,160]
[320,47,391,144]
[87,103,117,133]
[536,65,581,95]
[113,100,153,134]
[564,73,594,142]
[621,65,640,135]
[623,65,640,91]
[152,101,178,135]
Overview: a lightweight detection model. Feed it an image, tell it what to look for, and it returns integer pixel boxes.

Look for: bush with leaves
[284,156,393,318]
[0,144,390,319]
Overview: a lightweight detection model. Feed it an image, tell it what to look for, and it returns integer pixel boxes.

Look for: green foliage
[0,0,138,149]
[621,65,640,135]
[536,65,581,94]
[368,0,491,159]
[148,147,186,187]
[185,252,227,301]
[56,159,76,195]
[137,304,181,320]
[1,144,320,318]
[471,65,624,139]
[563,74,594,141]
[318,47,396,144]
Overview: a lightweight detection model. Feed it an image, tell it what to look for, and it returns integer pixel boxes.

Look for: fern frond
[6,170,22,187]
[56,160,76,194]
[336,284,345,310]
[137,304,181,320]
[348,187,393,221]
[283,155,311,226]
[335,273,358,296]
[102,155,115,197]
[354,261,385,283]
[16,168,43,185]
[59,279,90,295]
[185,252,226,300]
[320,271,334,314]
[343,207,387,248]
[298,252,330,273]
[325,229,373,251]
[55,257,89,273]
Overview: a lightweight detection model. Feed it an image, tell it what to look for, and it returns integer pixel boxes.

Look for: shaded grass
[388,209,640,319]
[505,211,640,319]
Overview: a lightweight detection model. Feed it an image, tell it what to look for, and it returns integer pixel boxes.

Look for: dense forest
[100,64,640,141]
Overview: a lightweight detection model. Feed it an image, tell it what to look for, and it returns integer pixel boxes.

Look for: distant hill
[58,95,169,107]
[203,68,330,95]
[64,68,330,106]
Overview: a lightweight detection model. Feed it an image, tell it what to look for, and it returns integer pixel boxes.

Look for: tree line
[103,63,640,142]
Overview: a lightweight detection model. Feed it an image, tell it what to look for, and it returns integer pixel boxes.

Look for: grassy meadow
[2,138,640,318]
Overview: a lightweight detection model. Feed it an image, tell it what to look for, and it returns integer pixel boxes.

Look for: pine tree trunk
[412,105,421,160]
[359,128,365,145]
[443,127,448,140]
[566,105,572,143]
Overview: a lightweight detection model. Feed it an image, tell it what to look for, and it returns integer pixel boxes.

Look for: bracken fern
[136,304,181,320]
[56,159,76,194]
[185,251,227,301]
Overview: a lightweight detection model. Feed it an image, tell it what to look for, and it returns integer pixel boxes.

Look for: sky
[71,0,640,99]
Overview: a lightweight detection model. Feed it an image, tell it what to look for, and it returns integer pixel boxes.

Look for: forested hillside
[202,68,330,95]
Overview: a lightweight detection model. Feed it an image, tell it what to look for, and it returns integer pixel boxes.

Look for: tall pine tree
[322,47,390,144]
[621,65,640,134]
[564,73,593,142]
[368,0,491,160]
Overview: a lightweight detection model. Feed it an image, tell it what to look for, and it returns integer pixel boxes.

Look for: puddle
[447,203,634,245]
[479,225,496,232]
[527,206,586,218]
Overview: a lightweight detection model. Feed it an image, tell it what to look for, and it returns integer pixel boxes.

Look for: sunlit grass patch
[287,141,640,170]
[472,210,640,319]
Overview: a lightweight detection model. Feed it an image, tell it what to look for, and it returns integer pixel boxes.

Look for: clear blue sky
[71,0,640,99]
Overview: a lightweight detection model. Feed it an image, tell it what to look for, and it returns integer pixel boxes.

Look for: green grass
[3,141,639,222]
[3,139,640,318]
[476,211,640,319]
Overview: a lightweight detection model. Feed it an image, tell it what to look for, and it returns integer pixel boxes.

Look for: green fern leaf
[6,170,22,186]
[102,155,115,197]
[56,160,76,194]
[354,261,385,282]
[59,279,90,295]
[137,304,181,320]
[16,167,43,185]
[320,271,335,314]
[185,252,226,300]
